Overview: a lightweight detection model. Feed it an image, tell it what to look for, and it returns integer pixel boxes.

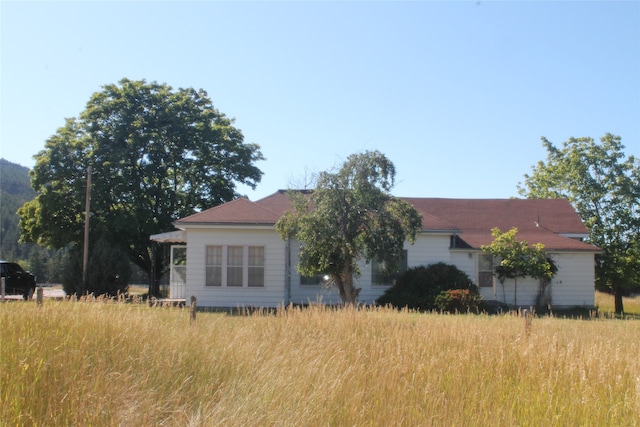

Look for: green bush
[376,262,478,311]
[435,288,482,313]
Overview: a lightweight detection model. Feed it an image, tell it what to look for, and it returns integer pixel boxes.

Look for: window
[300,273,327,286]
[205,245,264,288]
[478,254,494,287]
[227,246,244,287]
[206,246,222,286]
[372,250,408,286]
[248,246,264,287]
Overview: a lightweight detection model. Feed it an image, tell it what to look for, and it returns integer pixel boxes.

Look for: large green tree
[19,79,264,295]
[276,151,423,305]
[518,134,639,314]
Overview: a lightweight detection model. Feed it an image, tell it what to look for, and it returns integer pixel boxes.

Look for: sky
[1,1,639,201]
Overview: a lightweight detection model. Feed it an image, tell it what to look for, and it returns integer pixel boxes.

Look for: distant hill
[0,159,36,259]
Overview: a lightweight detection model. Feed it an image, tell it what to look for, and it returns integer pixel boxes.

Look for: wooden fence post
[36,285,43,305]
[190,296,197,323]
[523,308,533,337]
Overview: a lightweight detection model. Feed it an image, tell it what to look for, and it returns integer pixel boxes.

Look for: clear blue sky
[1,1,638,201]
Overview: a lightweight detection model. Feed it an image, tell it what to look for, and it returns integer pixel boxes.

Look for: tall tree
[276,151,423,305]
[18,79,264,295]
[518,134,639,313]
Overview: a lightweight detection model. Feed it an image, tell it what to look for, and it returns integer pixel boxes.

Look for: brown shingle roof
[404,198,588,235]
[176,197,281,225]
[404,197,596,251]
[253,189,308,217]
[175,191,599,252]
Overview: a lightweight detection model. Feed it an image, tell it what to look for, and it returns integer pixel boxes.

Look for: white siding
[182,226,596,309]
[450,251,476,280]
[357,260,389,304]
[451,251,595,308]
[184,228,287,308]
[452,251,596,308]
[450,251,498,300]
[492,277,540,307]
[407,234,452,268]
[549,252,596,308]
[288,234,453,305]
[493,252,595,308]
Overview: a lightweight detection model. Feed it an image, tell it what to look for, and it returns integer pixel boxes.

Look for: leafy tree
[376,262,478,311]
[28,247,49,283]
[481,227,557,307]
[518,134,639,314]
[62,237,131,297]
[18,79,264,296]
[276,151,423,305]
[46,249,66,284]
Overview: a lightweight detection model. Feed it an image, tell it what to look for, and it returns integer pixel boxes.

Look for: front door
[170,245,187,299]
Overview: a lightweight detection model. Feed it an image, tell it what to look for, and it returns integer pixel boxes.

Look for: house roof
[176,197,281,225]
[173,190,599,252]
[150,230,187,243]
[403,197,596,251]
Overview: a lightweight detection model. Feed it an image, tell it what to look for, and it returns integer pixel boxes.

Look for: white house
[151,190,600,309]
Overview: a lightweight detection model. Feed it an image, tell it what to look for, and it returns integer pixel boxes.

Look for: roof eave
[174,221,276,229]
[559,233,590,239]
[421,228,461,234]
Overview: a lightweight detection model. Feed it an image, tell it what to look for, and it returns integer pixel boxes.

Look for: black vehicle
[0,261,36,299]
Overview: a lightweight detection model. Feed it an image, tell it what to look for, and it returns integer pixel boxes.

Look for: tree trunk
[536,277,552,313]
[334,262,361,306]
[614,289,624,315]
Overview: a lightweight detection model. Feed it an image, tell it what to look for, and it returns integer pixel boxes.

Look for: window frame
[226,246,244,287]
[247,246,265,288]
[371,250,408,287]
[477,253,494,288]
[205,245,223,287]
[205,245,265,288]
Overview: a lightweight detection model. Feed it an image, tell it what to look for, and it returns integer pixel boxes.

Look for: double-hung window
[248,246,265,287]
[227,246,244,287]
[477,254,494,288]
[372,250,408,286]
[206,246,223,287]
[205,245,265,287]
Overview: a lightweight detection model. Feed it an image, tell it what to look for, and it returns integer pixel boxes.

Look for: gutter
[285,237,292,305]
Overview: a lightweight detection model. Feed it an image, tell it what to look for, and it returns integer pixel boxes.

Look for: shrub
[435,288,482,313]
[376,262,477,311]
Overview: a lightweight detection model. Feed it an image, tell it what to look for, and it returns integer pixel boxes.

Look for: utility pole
[82,165,92,290]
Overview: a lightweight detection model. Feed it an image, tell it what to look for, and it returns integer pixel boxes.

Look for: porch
[150,230,187,300]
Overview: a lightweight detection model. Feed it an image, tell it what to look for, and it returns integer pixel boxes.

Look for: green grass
[2,299,639,425]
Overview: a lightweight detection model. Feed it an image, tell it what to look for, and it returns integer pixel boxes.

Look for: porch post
[150,241,156,298]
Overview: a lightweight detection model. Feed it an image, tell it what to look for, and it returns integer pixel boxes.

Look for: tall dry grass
[596,291,640,315]
[1,299,639,426]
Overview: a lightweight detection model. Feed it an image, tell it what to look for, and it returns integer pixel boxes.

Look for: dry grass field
[2,297,639,426]
[596,291,640,316]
